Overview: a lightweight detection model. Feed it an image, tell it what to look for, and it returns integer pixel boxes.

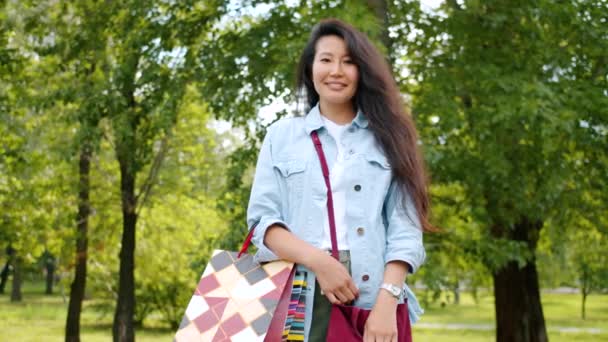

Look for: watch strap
[380,283,403,299]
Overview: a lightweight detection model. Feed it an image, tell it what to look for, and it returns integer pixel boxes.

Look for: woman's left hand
[363,291,398,342]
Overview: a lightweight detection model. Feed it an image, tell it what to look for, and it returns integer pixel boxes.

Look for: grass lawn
[413,289,608,341]
[1,281,606,341]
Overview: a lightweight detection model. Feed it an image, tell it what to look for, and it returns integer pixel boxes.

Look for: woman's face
[312,35,359,106]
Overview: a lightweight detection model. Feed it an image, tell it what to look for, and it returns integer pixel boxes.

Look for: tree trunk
[491,218,548,342]
[10,255,22,302]
[65,143,92,342]
[581,290,587,320]
[45,253,55,295]
[0,260,9,294]
[366,0,393,64]
[581,270,589,320]
[112,151,137,342]
[453,282,460,305]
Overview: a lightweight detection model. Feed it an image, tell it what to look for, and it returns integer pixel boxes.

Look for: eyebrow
[317,52,351,58]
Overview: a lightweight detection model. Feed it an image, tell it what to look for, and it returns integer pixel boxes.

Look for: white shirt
[320,115,350,250]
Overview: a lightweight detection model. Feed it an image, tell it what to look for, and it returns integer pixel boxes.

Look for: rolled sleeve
[246,125,290,263]
[383,179,426,273]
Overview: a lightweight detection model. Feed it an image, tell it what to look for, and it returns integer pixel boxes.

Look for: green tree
[570,221,608,320]
[1,1,76,303]
[133,86,231,328]
[98,1,228,340]
[3,1,108,339]
[411,183,491,307]
[394,1,608,341]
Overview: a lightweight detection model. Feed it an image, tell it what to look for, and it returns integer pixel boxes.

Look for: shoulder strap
[311,131,340,260]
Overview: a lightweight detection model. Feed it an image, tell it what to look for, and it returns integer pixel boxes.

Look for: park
[1,1,606,341]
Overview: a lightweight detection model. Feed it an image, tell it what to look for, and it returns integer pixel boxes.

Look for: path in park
[416,323,604,335]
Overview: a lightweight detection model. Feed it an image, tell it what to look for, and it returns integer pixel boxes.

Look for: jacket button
[362,274,370,281]
[354,185,361,191]
[357,227,365,236]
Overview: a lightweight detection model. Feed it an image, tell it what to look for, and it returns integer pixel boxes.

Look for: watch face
[383,284,400,297]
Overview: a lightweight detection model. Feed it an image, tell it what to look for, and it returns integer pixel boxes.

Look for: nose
[330,61,344,76]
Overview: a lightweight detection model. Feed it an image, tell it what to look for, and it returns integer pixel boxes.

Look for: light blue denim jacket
[246,104,425,339]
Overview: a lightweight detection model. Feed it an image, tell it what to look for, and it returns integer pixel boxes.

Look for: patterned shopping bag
[174,249,295,342]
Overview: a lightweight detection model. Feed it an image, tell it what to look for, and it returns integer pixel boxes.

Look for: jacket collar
[304,103,369,135]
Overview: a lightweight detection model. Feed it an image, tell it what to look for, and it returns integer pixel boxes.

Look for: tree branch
[135,134,170,215]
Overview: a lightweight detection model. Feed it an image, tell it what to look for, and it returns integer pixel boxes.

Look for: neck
[318,100,356,125]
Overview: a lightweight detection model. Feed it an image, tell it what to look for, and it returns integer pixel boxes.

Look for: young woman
[247,18,431,342]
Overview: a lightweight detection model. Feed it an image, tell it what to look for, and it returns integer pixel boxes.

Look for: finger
[347,280,359,298]
[363,328,371,342]
[333,289,349,304]
[340,286,356,302]
[325,292,340,305]
[392,333,398,342]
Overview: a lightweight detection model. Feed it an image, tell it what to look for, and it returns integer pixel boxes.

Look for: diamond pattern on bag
[251,312,273,335]
[259,297,278,311]
[197,274,220,295]
[175,250,294,342]
[244,266,269,285]
[209,250,235,272]
[178,316,190,330]
[235,254,258,274]
[220,314,247,336]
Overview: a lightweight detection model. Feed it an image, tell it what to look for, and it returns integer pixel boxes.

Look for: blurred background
[0,0,606,341]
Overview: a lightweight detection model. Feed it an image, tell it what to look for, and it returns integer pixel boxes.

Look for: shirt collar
[304,103,369,135]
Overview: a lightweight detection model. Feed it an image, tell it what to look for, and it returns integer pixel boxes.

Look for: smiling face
[312,35,359,107]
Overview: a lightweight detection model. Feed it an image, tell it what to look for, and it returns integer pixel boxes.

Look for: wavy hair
[295,18,433,232]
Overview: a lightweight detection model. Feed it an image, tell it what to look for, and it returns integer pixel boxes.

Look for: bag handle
[237,222,257,259]
[311,131,340,260]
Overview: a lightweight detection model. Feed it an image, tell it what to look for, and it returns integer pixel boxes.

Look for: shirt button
[362,274,370,281]
[354,184,362,191]
[357,227,365,236]
[347,127,355,133]
[348,149,355,155]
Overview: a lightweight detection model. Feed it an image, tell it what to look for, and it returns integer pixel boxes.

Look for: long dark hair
[296,18,433,233]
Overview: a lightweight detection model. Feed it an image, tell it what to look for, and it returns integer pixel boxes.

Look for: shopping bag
[175,230,295,341]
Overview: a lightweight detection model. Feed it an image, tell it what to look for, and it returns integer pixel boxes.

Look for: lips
[325,82,348,90]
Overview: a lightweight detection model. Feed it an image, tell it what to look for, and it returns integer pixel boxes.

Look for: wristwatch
[380,283,403,299]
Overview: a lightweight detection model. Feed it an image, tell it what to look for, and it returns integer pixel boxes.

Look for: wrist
[303,248,327,272]
[375,290,399,309]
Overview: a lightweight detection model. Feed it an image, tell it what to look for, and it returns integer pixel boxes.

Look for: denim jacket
[246,104,425,338]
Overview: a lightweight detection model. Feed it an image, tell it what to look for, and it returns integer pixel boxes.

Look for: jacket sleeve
[246,125,290,263]
[383,179,426,273]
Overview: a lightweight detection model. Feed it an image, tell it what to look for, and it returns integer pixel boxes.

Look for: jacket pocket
[273,159,307,177]
[364,154,391,170]
[273,159,307,215]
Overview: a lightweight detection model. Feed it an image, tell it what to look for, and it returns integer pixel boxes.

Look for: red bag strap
[311,131,340,260]
[237,222,257,259]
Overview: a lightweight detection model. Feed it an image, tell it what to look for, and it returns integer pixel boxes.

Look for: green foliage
[410,183,492,305]
[135,195,225,328]
[74,83,234,328]
[393,0,608,270]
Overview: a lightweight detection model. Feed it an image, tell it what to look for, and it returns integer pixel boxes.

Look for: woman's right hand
[262,226,359,304]
[309,250,359,305]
